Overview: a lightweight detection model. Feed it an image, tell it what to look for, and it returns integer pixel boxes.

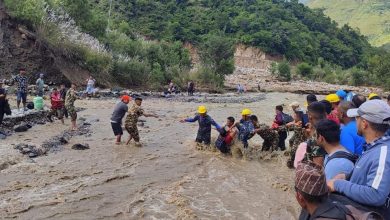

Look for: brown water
[0,92,306,219]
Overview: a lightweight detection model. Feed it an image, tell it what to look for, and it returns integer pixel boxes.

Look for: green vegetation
[296,62,313,77]
[98,0,373,69]
[3,0,390,90]
[307,0,390,47]
[277,61,292,81]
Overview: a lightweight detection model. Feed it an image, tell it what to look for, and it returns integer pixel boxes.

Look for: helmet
[368,93,379,100]
[325,94,340,103]
[198,105,207,114]
[336,90,347,99]
[241,108,252,116]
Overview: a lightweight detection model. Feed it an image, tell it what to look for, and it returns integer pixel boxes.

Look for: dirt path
[0,92,306,219]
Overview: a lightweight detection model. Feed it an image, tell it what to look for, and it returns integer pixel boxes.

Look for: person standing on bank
[65,84,79,131]
[0,80,7,125]
[36,73,45,97]
[13,68,29,112]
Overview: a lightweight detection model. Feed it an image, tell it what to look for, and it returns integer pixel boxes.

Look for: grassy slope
[308,0,390,46]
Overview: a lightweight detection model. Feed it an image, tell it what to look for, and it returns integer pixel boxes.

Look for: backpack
[345,205,384,220]
[26,102,34,110]
[282,112,294,124]
[325,151,358,166]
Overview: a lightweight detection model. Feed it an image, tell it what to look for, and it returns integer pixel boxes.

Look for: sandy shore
[0,92,309,219]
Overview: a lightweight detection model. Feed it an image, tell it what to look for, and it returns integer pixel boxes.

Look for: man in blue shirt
[315,119,355,181]
[181,105,221,146]
[328,100,390,217]
[235,108,254,148]
[337,101,365,155]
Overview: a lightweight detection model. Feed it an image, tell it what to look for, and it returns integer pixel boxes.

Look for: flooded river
[0,92,306,219]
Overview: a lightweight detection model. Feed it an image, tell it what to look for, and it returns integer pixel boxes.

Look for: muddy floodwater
[0,92,307,219]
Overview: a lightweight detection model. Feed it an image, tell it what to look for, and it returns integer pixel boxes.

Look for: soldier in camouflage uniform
[250,115,279,152]
[65,84,78,130]
[286,125,307,168]
[125,97,157,146]
[302,101,328,166]
[286,110,307,168]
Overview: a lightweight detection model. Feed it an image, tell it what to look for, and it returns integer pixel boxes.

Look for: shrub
[350,68,365,86]
[297,62,313,77]
[277,61,291,81]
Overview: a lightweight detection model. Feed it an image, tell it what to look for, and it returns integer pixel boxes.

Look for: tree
[199,34,235,76]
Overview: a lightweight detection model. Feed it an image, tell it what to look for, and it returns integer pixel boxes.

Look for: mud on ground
[0,92,306,219]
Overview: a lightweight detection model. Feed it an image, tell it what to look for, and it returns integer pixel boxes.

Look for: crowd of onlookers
[0,68,97,131]
[292,91,390,219]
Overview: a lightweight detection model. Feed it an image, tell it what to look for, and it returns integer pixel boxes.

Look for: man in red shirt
[47,87,64,124]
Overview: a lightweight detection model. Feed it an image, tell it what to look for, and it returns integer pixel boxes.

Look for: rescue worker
[181,105,221,147]
[250,115,279,152]
[65,83,78,131]
[235,109,254,148]
[125,97,158,146]
[286,110,307,168]
[111,95,131,145]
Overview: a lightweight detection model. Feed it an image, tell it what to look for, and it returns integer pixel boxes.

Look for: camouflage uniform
[125,104,144,142]
[65,88,77,121]
[253,123,279,152]
[303,131,326,162]
[286,125,307,168]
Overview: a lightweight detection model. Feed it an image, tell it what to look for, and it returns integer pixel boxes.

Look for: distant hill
[307,0,390,46]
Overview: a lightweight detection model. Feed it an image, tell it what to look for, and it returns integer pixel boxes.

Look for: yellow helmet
[368,93,378,100]
[241,108,252,116]
[198,105,207,114]
[325,94,340,103]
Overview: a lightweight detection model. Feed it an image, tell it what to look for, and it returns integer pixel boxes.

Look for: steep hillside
[94,0,372,69]
[0,1,94,86]
[307,0,390,46]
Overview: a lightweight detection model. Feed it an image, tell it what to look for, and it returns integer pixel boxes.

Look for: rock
[14,123,30,132]
[78,117,87,121]
[71,144,90,150]
[138,122,144,127]
[59,137,69,144]
[21,147,32,154]
[0,134,6,140]
[28,152,38,158]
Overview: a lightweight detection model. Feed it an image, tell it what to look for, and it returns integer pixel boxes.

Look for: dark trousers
[278,131,287,151]
[63,107,68,118]
[0,110,4,125]
[196,131,211,145]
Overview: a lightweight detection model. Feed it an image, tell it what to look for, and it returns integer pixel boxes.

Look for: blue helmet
[336,90,347,99]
